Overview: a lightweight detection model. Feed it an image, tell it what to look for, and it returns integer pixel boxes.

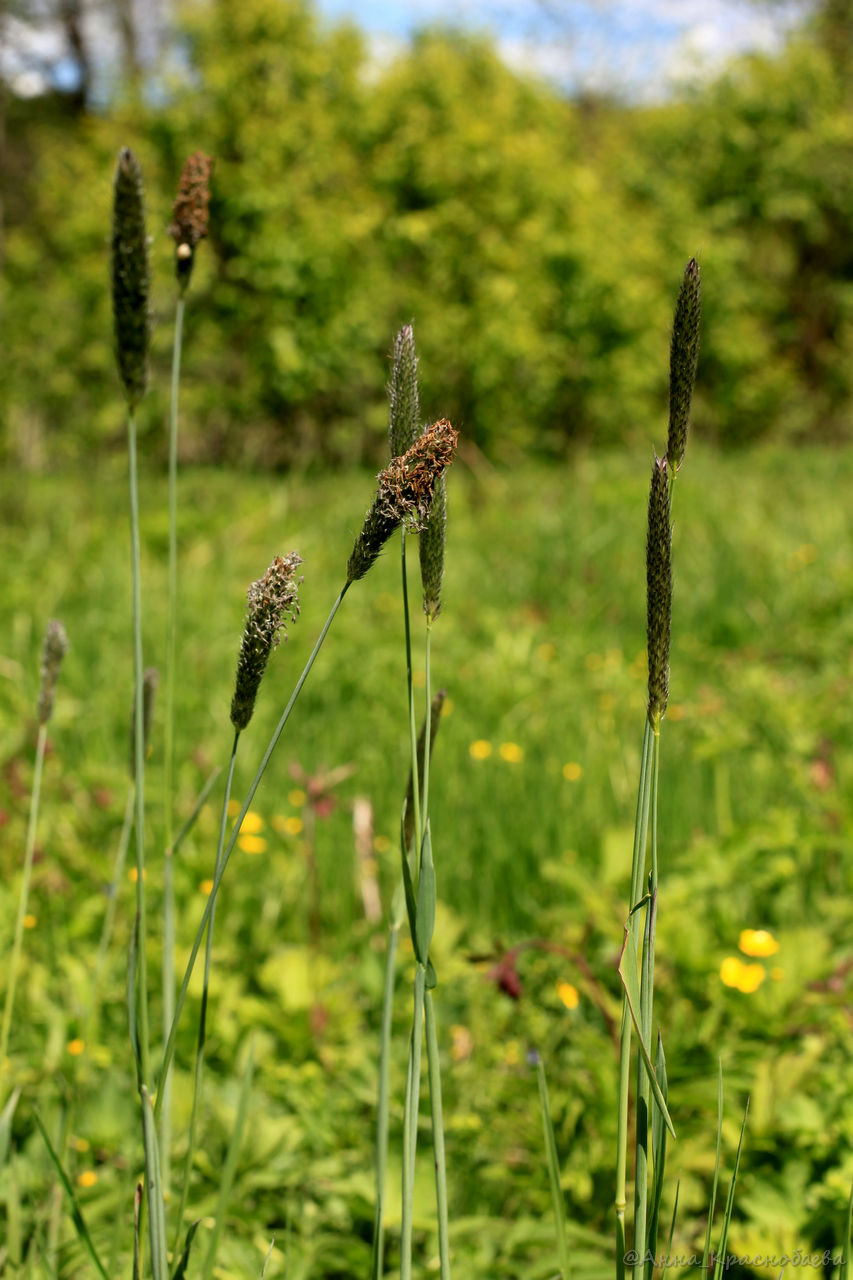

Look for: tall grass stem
[0,722,48,1076]
[161,291,185,1191]
[173,734,239,1252]
[424,989,451,1278]
[401,963,426,1280]
[156,584,349,1113]
[371,914,401,1280]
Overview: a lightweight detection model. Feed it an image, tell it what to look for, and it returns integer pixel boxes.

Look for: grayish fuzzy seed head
[347,419,458,584]
[666,257,701,474]
[111,148,150,409]
[389,323,420,458]
[646,455,672,725]
[38,619,69,725]
[230,553,303,731]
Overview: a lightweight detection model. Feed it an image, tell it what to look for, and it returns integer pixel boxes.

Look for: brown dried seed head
[169,151,213,288]
[346,419,458,584]
[646,455,672,725]
[230,553,303,731]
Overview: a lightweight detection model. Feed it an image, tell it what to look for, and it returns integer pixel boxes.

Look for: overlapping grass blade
[34,1111,109,1280]
[201,1039,255,1280]
[712,1098,749,1280]
[535,1051,571,1280]
[702,1062,724,1277]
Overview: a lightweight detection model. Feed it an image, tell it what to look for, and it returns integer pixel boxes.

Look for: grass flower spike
[37,619,69,725]
[347,419,458,584]
[389,323,419,457]
[169,151,214,292]
[231,553,303,731]
[130,667,159,776]
[646,455,672,725]
[667,257,701,474]
[111,148,150,408]
[419,473,446,621]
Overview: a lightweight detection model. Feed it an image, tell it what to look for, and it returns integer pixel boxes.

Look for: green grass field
[1,445,852,1277]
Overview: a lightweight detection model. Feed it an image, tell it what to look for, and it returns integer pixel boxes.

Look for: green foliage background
[3,0,853,467]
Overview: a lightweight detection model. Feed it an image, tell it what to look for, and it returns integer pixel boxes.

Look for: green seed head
[230,553,303,731]
[389,323,419,457]
[169,151,213,292]
[646,455,672,726]
[346,419,458,585]
[666,257,701,474]
[419,472,447,621]
[130,667,160,777]
[111,148,150,409]
[37,619,69,725]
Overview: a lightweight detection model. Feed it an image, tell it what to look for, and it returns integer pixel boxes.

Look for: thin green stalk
[173,735,239,1254]
[200,1040,254,1280]
[156,584,349,1114]
[535,1053,571,1280]
[615,718,654,1277]
[402,532,421,852]
[702,1063,724,1277]
[401,963,426,1280]
[84,786,135,1053]
[424,990,450,1279]
[1,721,48,1074]
[161,292,185,1193]
[633,722,661,1280]
[127,408,151,1090]
[371,906,401,1280]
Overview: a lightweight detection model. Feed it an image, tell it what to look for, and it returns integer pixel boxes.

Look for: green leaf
[34,1110,110,1280]
[713,1098,749,1280]
[617,927,675,1139]
[172,1219,202,1280]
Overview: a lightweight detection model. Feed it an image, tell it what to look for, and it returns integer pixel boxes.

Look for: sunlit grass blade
[702,1061,724,1277]
[424,989,450,1280]
[712,1098,749,1280]
[260,1238,276,1278]
[371,888,402,1280]
[0,1086,20,1171]
[34,1111,109,1280]
[140,1085,169,1280]
[534,1050,571,1280]
[646,1033,668,1280]
[201,1039,254,1280]
[401,964,426,1280]
[840,1178,853,1280]
[172,1218,201,1280]
[660,1175,680,1280]
[85,786,134,1051]
[617,923,675,1140]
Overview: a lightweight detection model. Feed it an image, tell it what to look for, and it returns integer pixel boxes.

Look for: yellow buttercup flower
[557,981,579,1010]
[199,878,214,895]
[67,1038,85,1056]
[240,810,264,834]
[562,762,583,782]
[239,834,267,854]
[720,956,766,993]
[499,742,523,763]
[469,740,492,760]
[23,914,37,929]
[738,928,779,957]
[77,1170,98,1189]
[288,788,307,807]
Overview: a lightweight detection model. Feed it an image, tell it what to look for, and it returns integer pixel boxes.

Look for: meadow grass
[2,441,853,1275]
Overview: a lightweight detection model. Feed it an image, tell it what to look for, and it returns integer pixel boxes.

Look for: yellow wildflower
[240,811,264,834]
[288,788,307,807]
[499,742,523,763]
[738,929,779,957]
[557,981,579,1009]
[199,878,214,894]
[469,740,492,760]
[720,957,766,993]
[282,816,303,836]
[562,762,583,782]
[67,1039,85,1057]
[373,835,391,854]
[23,914,37,929]
[239,834,267,855]
[77,1170,98,1189]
